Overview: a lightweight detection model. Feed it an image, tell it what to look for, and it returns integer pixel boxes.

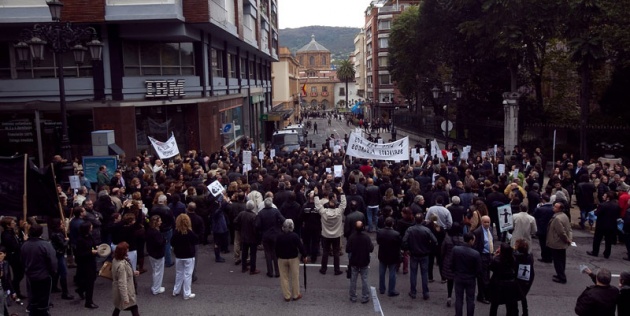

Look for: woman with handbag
[489,243,522,316]
[112,242,140,316]
[75,222,99,309]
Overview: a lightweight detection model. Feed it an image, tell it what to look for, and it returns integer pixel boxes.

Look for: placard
[481,151,487,158]
[329,140,335,149]
[326,168,332,174]
[498,164,506,175]
[148,133,180,159]
[207,180,224,197]
[497,204,513,232]
[333,145,340,154]
[460,151,468,160]
[447,152,453,161]
[243,151,252,165]
[242,164,252,174]
[420,148,425,156]
[333,165,343,178]
[82,156,117,183]
[258,151,264,160]
[512,169,519,178]
[69,175,81,189]
[270,149,276,159]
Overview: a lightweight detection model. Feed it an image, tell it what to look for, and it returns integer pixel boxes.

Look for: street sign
[221,123,233,134]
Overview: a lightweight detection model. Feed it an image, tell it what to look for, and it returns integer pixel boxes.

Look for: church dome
[297,34,329,53]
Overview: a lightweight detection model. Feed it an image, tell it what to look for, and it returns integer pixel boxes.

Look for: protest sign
[497,204,513,232]
[345,133,409,161]
[334,165,343,178]
[148,133,180,159]
[243,151,252,165]
[270,149,276,159]
[207,180,224,197]
[498,164,506,175]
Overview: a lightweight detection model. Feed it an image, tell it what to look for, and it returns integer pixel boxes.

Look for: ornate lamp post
[431,82,462,148]
[14,0,103,161]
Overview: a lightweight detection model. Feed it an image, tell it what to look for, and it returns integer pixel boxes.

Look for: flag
[148,133,180,159]
[0,155,58,219]
[301,83,307,96]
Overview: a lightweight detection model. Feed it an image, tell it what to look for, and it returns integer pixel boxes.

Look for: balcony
[378,5,399,13]
[106,0,184,21]
[322,91,329,97]
[310,92,318,97]
[0,0,51,23]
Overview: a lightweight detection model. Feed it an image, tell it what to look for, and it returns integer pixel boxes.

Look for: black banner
[0,155,58,219]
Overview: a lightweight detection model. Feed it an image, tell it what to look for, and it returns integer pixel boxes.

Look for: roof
[297,34,329,53]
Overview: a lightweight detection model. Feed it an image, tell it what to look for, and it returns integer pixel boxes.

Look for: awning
[265,109,294,121]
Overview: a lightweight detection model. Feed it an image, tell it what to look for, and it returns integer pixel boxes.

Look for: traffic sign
[221,123,233,134]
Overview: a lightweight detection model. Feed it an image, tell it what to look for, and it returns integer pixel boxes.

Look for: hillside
[279,26,360,62]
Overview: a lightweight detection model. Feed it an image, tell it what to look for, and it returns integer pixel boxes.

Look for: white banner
[346,132,409,161]
[148,133,180,159]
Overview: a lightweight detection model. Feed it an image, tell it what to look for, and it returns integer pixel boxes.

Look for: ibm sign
[145,79,185,98]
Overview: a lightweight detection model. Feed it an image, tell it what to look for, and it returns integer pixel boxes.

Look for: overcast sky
[278,0,374,29]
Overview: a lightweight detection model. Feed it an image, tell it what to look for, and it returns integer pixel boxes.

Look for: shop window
[0,42,93,79]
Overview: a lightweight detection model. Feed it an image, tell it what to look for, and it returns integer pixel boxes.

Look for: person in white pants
[146,215,166,295]
[171,214,199,300]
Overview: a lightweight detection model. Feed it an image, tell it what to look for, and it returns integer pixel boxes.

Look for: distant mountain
[279,26,360,62]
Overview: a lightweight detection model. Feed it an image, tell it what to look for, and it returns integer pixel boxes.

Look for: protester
[376,217,401,297]
[145,215,166,295]
[346,221,373,303]
[112,242,140,316]
[403,213,437,300]
[171,214,199,300]
[275,219,307,301]
[21,222,57,315]
[547,202,572,284]
[575,268,619,316]
[451,232,481,316]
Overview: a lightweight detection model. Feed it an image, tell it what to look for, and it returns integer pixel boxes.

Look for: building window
[0,42,93,79]
[366,59,372,71]
[379,38,389,49]
[240,58,247,79]
[123,41,195,76]
[379,92,394,103]
[310,86,317,93]
[321,55,326,65]
[249,60,255,79]
[378,20,391,30]
[379,74,391,85]
[367,76,372,84]
[210,48,224,77]
[228,53,237,78]
[299,56,303,65]
[378,56,388,67]
[309,56,314,66]
[339,87,345,96]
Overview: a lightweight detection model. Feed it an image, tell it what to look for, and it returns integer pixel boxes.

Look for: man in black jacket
[21,223,57,316]
[346,221,374,303]
[402,213,437,300]
[587,192,620,259]
[451,232,482,316]
[365,178,381,233]
[300,193,321,263]
[576,174,596,229]
[575,268,619,316]
[376,217,401,297]
[533,194,554,263]
[234,201,260,274]
[256,198,286,277]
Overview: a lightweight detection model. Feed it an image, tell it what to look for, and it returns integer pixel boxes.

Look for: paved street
[28,120,630,316]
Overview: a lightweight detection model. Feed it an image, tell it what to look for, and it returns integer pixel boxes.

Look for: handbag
[99,260,113,280]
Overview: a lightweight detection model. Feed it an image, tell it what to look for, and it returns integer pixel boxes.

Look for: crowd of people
[1,134,630,315]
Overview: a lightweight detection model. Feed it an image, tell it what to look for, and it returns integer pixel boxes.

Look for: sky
[278,0,374,29]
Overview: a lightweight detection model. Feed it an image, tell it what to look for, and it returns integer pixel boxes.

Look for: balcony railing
[322,91,329,97]
[310,92,318,97]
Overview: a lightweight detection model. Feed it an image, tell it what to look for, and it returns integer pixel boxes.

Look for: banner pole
[50,164,67,233]
[23,154,28,222]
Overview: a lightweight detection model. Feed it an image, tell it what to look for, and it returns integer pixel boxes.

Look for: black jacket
[150,204,175,232]
[301,202,321,234]
[402,224,437,258]
[275,231,306,260]
[575,284,619,316]
[376,227,401,265]
[187,212,205,241]
[21,238,57,281]
[145,227,166,259]
[234,210,258,244]
[595,200,620,231]
[256,207,285,242]
[344,211,366,238]
[346,231,373,267]
[365,185,381,206]
[451,244,481,281]
[533,203,554,236]
[447,204,466,224]
[171,230,198,259]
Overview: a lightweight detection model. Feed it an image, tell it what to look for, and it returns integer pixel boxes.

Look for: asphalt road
[25,119,630,316]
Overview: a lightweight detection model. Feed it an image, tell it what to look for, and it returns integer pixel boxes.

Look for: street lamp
[14,0,103,161]
[432,82,461,148]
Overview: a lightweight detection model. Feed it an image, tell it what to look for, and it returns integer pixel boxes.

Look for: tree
[336,59,355,111]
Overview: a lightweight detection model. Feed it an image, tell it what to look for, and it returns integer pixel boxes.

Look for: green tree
[336,59,355,111]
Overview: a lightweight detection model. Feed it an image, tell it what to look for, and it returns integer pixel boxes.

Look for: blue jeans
[350,266,370,302]
[367,206,379,232]
[410,256,429,298]
[379,262,397,295]
[455,278,476,316]
[162,229,174,266]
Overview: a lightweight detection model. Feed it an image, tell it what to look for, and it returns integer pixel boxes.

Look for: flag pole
[23,154,28,222]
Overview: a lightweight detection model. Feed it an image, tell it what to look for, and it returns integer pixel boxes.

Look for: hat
[97,243,111,257]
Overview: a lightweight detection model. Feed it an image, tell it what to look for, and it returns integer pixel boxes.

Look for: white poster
[481,151,487,158]
[329,140,335,149]
[497,204,513,232]
[420,148,426,156]
[242,164,252,174]
[270,149,276,159]
[518,264,532,281]
[333,145,340,154]
[334,165,343,178]
[498,164,506,175]
[69,175,81,189]
[326,167,332,173]
[345,132,409,161]
[513,169,520,178]
[460,151,469,160]
[207,180,224,197]
[243,151,252,165]
[447,152,453,161]
[258,151,264,161]
[148,133,180,159]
